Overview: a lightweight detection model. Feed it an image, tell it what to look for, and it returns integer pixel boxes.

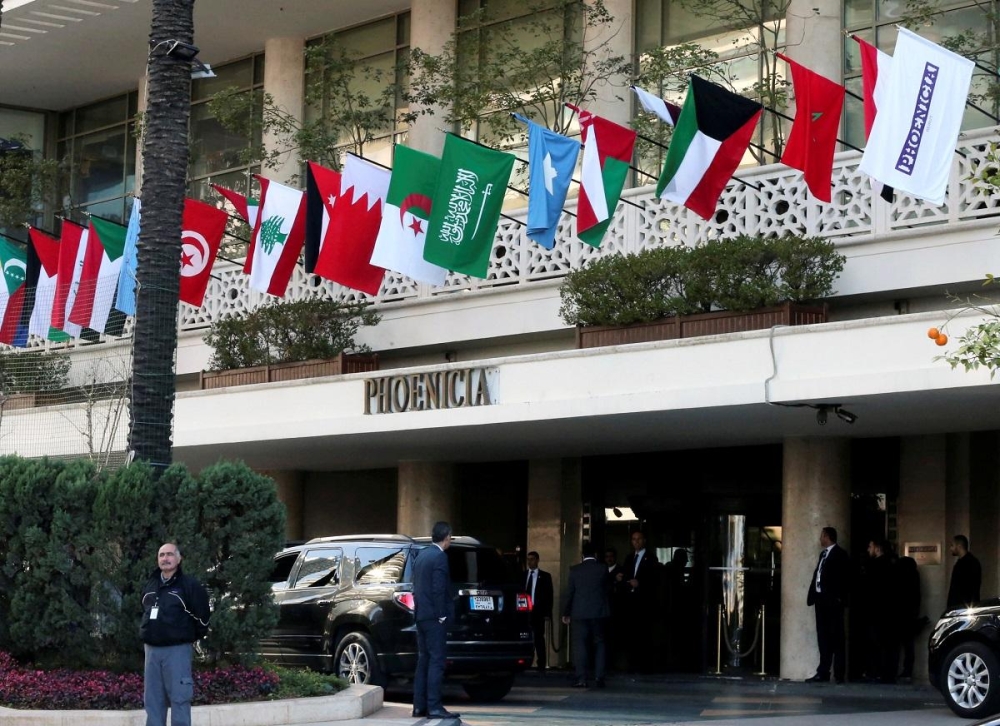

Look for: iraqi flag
[0,237,27,346]
[52,220,86,338]
[27,227,69,341]
[68,216,128,334]
[656,76,762,220]
[247,176,306,297]
[777,53,845,203]
[312,155,390,296]
[179,198,228,308]
[568,103,636,248]
[632,85,683,126]
[304,161,342,274]
[370,145,448,286]
[858,28,973,204]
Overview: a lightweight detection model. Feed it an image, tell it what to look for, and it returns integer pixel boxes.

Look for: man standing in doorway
[562,541,611,688]
[617,530,659,673]
[947,534,981,610]
[525,551,553,672]
[140,542,211,726]
[806,526,850,684]
[412,521,459,721]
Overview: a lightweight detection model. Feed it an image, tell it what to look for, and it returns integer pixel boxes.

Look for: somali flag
[515,114,579,250]
[115,198,141,316]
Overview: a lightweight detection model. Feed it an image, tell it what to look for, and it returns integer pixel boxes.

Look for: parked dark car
[929,599,1000,718]
[261,534,535,702]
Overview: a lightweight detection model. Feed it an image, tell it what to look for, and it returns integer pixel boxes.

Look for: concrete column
[779,437,850,680]
[408,0,457,157]
[263,37,305,185]
[397,461,458,537]
[261,469,305,541]
[969,432,999,598]
[785,0,842,80]
[527,458,582,669]
[584,0,633,128]
[135,74,148,192]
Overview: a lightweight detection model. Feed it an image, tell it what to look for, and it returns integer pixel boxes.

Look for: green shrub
[268,665,347,699]
[0,350,70,394]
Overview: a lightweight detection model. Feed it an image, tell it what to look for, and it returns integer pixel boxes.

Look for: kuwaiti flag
[777,53,845,203]
[247,176,306,297]
[27,227,69,341]
[313,155,390,296]
[515,114,580,250]
[370,144,448,286]
[179,198,228,308]
[0,237,27,346]
[858,28,973,204]
[304,161,341,274]
[52,220,86,338]
[114,198,141,316]
[632,85,683,126]
[568,103,636,248]
[68,216,128,334]
[212,184,259,227]
[656,75,762,220]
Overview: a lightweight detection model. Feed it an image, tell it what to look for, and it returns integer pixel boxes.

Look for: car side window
[355,547,407,585]
[269,553,299,591]
[292,548,343,588]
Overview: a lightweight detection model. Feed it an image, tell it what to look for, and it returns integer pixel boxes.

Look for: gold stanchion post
[754,603,767,676]
[714,604,723,675]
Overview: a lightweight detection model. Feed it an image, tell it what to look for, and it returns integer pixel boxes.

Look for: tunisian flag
[179,198,228,308]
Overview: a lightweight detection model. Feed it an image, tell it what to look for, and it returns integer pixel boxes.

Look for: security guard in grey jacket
[140,542,210,726]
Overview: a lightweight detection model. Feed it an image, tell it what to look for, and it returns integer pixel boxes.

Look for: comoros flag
[0,237,27,346]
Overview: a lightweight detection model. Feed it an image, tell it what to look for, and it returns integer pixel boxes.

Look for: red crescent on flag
[399,193,432,224]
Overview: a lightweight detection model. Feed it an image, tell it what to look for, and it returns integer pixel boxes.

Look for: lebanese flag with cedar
[246,175,306,297]
[304,161,342,274]
[179,198,228,307]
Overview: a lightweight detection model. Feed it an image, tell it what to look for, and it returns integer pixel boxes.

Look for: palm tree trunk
[128,0,195,470]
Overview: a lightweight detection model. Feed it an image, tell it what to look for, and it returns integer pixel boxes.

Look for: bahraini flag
[656,75,762,220]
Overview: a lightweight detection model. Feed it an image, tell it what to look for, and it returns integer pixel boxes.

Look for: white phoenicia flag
[858,28,973,204]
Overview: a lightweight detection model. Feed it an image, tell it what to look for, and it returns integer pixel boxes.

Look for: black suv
[929,599,1000,718]
[261,534,535,702]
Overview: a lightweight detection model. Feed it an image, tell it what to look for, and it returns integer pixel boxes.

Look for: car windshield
[445,545,518,585]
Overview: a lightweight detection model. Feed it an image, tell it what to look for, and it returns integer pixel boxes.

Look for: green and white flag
[423,135,515,280]
[0,237,27,344]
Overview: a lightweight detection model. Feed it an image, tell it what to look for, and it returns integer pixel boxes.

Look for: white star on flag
[543,151,558,194]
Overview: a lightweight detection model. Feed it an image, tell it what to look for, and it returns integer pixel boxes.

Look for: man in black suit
[525,551,554,672]
[806,526,850,684]
[618,530,659,672]
[562,541,611,688]
[412,521,459,720]
[947,534,981,610]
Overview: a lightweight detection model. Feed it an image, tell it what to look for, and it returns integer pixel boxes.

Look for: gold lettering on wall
[363,368,496,414]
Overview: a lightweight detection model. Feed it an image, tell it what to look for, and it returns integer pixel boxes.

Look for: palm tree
[128,0,196,470]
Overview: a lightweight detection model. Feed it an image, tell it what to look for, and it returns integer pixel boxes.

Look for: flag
[0,238,27,346]
[52,220,85,338]
[247,176,306,297]
[312,156,390,295]
[68,217,128,334]
[27,228,69,341]
[212,184,258,227]
[179,198,228,308]
[370,145,448,286]
[777,53,845,203]
[515,114,580,250]
[304,162,342,274]
[115,198,141,316]
[656,75,762,220]
[423,134,516,279]
[854,35,896,202]
[568,104,636,248]
[13,238,39,347]
[632,85,683,126]
[858,28,974,204]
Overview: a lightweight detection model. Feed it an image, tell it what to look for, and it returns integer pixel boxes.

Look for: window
[355,547,407,585]
[292,548,343,588]
[444,545,517,584]
[269,552,300,590]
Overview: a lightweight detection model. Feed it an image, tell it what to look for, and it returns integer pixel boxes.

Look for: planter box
[576,303,828,349]
[200,353,380,391]
[1,392,37,410]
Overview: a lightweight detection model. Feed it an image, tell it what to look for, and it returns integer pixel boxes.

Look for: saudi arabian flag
[370,145,448,286]
[423,135,516,279]
[656,75,762,221]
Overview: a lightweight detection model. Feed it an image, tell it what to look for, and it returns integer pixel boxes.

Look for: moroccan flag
[179,198,228,308]
[115,198,141,316]
[632,85,683,126]
[656,75,762,220]
[27,228,68,342]
[777,53,845,203]
[858,28,973,204]
[68,216,128,334]
[247,176,306,297]
[304,161,342,274]
[0,237,27,346]
[313,155,390,295]
[212,183,259,227]
[423,134,516,279]
[854,35,895,202]
[516,114,580,250]
[370,145,448,286]
[568,103,636,248]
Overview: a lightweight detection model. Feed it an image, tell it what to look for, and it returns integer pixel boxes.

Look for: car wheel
[334,632,385,687]
[462,673,515,702]
[941,641,1000,718]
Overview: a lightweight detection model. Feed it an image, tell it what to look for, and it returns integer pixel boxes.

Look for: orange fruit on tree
[935,334,949,346]
[927,327,940,339]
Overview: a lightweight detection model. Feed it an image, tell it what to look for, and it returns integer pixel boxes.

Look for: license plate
[469,595,494,611]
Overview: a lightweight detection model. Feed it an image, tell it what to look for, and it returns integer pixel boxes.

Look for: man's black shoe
[805,673,829,683]
[427,709,460,719]
[411,709,427,717]
[572,679,587,687]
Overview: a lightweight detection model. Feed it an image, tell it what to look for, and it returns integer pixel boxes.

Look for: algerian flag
[0,238,27,345]
[27,227,69,342]
[246,175,305,297]
[423,135,516,280]
[68,217,128,334]
[656,75,762,220]
[370,145,448,286]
